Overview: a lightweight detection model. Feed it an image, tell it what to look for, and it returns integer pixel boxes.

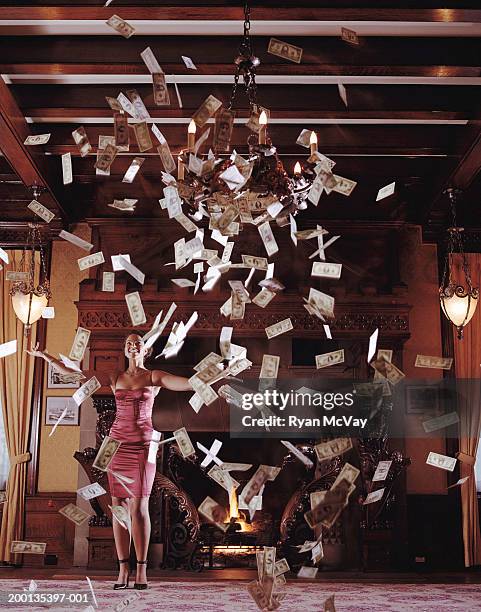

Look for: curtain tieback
[11,452,31,466]
[456,451,476,466]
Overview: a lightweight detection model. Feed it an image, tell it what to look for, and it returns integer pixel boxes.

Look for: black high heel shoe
[113,558,130,590]
[134,560,148,590]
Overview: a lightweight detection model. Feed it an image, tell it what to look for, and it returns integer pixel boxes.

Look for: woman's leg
[111,496,131,582]
[130,496,151,583]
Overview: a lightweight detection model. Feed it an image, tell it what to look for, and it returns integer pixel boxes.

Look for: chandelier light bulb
[259,111,268,126]
[294,161,302,175]
[309,130,318,154]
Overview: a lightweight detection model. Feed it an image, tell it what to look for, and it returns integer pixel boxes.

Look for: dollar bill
[377,349,393,363]
[134,122,153,152]
[310,151,336,171]
[297,566,318,579]
[106,14,135,38]
[189,392,203,413]
[252,288,276,308]
[333,175,357,197]
[228,280,251,304]
[117,92,136,118]
[77,482,106,501]
[93,435,121,471]
[194,352,223,372]
[311,262,342,279]
[281,440,314,468]
[265,318,293,339]
[415,354,453,370]
[102,271,115,292]
[192,95,223,128]
[72,126,92,157]
[426,451,457,472]
[125,291,147,326]
[370,357,405,385]
[332,462,360,489]
[296,129,315,148]
[94,142,118,171]
[78,251,105,271]
[324,594,336,611]
[173,213,198,233]
[106,96,122,111]
[96,135,115,176]
[5,271,28,282]
[181,55,196,69]
[112,591,141,612]
[61,152,73,184]
[109,199,137,212]
[315,437,352,461]
[10,541,46,555]
[376,181,396,202]
[260,354,280,379]
[27,200,55,223]
[372,460,392,482]
[171,278,195,288]
[152,72,170,106]
[258,221,279,257]
[59,503,91,526]
[173,427,195,458]
[422,411,459,434]
[363,488,385,505]
[247,580,271,610]
[118,255,145,284]
[188,375,218,406]
[127,89,151,120]
[217,205,239,233]
[268,37,303,63]
[69,327,91,362]
[157,142,176,173]
[109,505,131,532]
[305,478,352,529]
[141,46,162,73]
[274,558,290,576]
[208,465,240,492]
[114,112,130,151]
[72,376,101,406]
[24,133,50,146]
[198,496,228,532]
[315,349,344,369]
[242,254,268,270]
[242,465,279,505]
[213,108,235,151]
[341,27,359,45]
[0,491,6,504]
[59,230,93,252]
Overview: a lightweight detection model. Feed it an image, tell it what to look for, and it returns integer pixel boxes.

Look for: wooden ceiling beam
[0,76,69,221]
[1,7,481,22]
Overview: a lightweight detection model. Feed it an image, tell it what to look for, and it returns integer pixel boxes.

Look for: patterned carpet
[1,579,481,611]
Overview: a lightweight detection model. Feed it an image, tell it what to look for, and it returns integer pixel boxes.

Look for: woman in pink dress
[28,332,193,590]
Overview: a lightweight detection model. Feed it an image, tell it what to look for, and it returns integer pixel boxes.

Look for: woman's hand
[25,342,46,360]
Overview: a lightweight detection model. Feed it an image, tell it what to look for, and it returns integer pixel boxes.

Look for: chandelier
[439,188,478,339]
[10,223,51,334]
[175,2,315,223]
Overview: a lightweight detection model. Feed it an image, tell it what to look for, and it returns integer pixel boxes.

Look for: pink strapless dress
[107,387,157,498]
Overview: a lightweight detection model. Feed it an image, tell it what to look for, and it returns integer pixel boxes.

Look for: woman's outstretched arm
[152,369,192,391]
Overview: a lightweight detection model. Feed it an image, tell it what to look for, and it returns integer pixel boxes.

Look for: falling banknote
[106,14,135,38]
[198,496,228,532]
[59,503,91,526]
[125,291,147,326]
[93,436,121,471]
[265,318,293,339]
[72,376,101,406]
[78,252,105,271]
[315,349,344,369]
[11,541,46,555]
[27,200,55,223]
[77,482,107,501]
[69,326,91,362]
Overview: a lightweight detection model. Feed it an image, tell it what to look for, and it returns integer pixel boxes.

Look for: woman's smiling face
[124,333,145,359]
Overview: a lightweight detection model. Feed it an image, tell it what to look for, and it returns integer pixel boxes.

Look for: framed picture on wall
[47,362,81,389]
[45,397,79,426]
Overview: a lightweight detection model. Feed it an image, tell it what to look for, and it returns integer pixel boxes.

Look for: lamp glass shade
[11,291,48,326]
[440,292,478,328]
